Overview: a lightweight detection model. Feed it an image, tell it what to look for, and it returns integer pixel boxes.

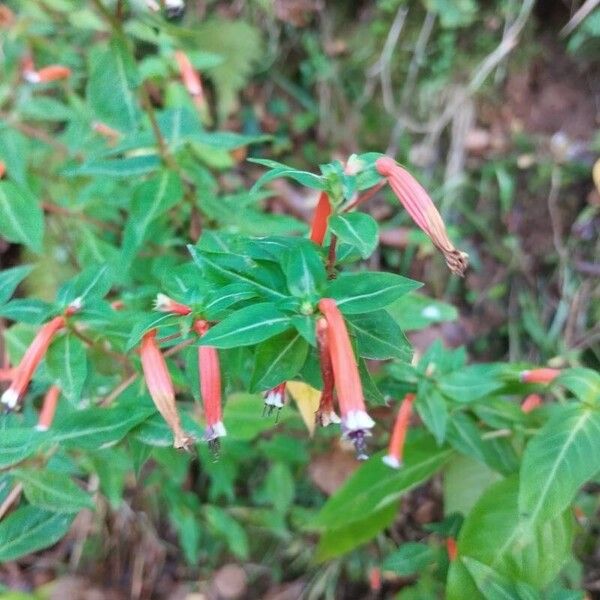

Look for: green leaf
[313,432,452,530]
[439,364,504,403]
[188,244,287,300]
[556,368,600,405]
[283,242,326,299]
[446,413,512,474]
[347,310,412,361]
[325,272,422,314]
[64,155,160,177]
[262,462,295,513]
[0,129,29,185]
[443,455,500,516]
[14,469,94,513]
[424,0,477,28]
[133,412,203,447]
[87,37,140,131]
[56,264,113,307]
[0,506,74,561]
[382,542,436,576]
[0,299,51,324]
[329,213,379,259]
[205,505,249,559]
[194,19,263,119]
[446,477,573,599]
[416,387,448,445]
[387,292,458,331]
[50,403,154,449]
[45,334,88,404]
[250,330,309,391]
[0,265,34,306]
[121,171,183,264]
[519,404,600,524]
[192,130,271,150]
[199,303,292,349]
[20,97,72,122]
[316,504,396,562]
[0,429,49,469]
[223,393,295,440]
[126,312,181,352]
[0,181,44,252]
[462,558,533,600]
[203,283,258,318]
[251,166,325,193]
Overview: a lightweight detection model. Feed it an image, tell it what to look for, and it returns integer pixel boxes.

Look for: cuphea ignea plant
[1,5,598,594]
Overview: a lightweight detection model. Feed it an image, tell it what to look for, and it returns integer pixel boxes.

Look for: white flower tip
[1,388,19,409]
[35,424,49,432]
[24,71,40,83]
[343,410,375,432]
[173,432,194,450]
[153,293,172,312]
[204,421,227,441]
[519,370,529,382]
[382,455,402,469]
[68,296,83,312]
[318,410,341,427]
[264,390,284,408]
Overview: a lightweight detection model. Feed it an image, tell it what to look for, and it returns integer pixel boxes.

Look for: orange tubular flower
[521,393,542,414]
[174,51,205,107]
[140,330,191,450]
[26,65,72,83]
[446,537,458,561]
[0,161,6,179]
[315,317,340,427]
[194,320,226,446]
[310,192,332,245]
[92,121,121,143]
[318,298,374,457]
[383,393,416,469]
[154,293,192,316]
[375,156,469,276]
[520,368,561,384]
[1,316,66,410]
[37,385,60,431]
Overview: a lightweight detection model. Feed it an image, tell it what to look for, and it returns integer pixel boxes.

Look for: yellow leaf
[287,381,320,437]
[593,159,600,195]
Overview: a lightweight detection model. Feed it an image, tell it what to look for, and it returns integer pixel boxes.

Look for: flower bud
[376,156,468,276]
[140,330,192,450]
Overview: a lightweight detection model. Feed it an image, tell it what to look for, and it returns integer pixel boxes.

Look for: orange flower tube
[310,192,332,245]
[154,293,192,316]
[383,393,416,469]
[0,161,6,179]
[1,316,66,409]
[315,317,340,427]
[37,385,61,431]
[26,65,71,83]
[174,51,204,107]
[446,537,458,561]
[376,156,468,276]
[140,330,191,449]
[318,298,374,456]
[195,320,226,445]
[92,121,122,143]
[520,368,560,384]
[521,393,542,413]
